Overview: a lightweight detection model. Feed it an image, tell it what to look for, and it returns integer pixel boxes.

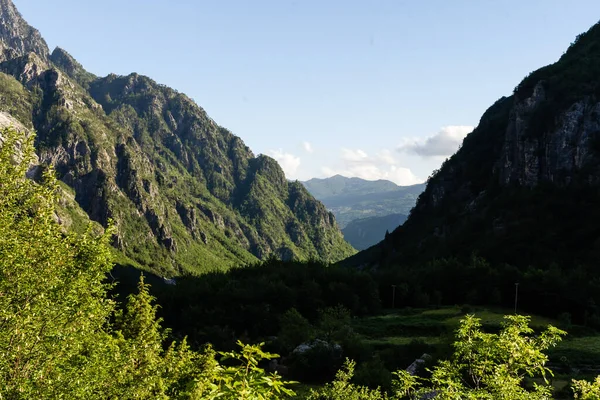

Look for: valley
[2,0,600,398]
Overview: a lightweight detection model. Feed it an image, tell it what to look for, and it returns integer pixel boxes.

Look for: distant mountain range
[302,175,424,249]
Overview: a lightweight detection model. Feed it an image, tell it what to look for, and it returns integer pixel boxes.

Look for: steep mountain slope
[302,175,424,227]
[349,20,600,270]
[342,213,407,251]
[0,0,354,275]
[0,0,48,62]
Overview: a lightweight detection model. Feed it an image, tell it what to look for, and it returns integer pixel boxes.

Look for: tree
[308,359,387,400]
[112,275,204,398]
[0,126,298,399]
[0,127,116,397]
[393,315,566,399]
[278,308,314,352]
[317,305,352,342]
[573,376,600,399]
[211,341,297,399]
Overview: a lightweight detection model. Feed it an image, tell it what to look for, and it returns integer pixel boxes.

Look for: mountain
[302,175,401,199]
[348,20,600,270]
[342,213,407,250]
[302,175,425,228]
[0,0,48,62]
[0,0,355,275]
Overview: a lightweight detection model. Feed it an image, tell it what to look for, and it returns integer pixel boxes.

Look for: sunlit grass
[363,336,443,346]
[445,308,558,330]
[353,306,600,361]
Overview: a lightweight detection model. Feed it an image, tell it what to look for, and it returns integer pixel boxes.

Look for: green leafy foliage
[393,315,566,399]
[278,309,315,352]
[5,125,600,398]
[307,312,600,400]
[317,305,353,342]
[214,341,297,399]
[0,126,297,399]
[572,376,600,399]
[0,127,116,397]
[307,360,387,400]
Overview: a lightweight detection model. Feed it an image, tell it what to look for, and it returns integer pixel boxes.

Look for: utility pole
[514,283,519,314]
[392,285,396,309]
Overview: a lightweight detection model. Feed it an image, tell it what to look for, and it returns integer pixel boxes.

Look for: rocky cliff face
[498,82,600,187]
[50,47,96,89]
[0,0,354,275]
[349,21,600,269]
[0,0,48,62]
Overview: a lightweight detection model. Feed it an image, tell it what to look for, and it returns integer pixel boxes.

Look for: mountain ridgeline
[350,20,600,270]
[0,0,354,275]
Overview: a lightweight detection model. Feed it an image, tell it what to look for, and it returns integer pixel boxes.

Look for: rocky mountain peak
[50,46,96,88]
[0,0,49,61]
[50,47,77,67]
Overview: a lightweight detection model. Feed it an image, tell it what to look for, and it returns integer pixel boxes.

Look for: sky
[13,0,600,185]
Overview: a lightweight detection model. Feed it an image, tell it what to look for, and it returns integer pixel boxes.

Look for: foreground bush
[0,127,295,399]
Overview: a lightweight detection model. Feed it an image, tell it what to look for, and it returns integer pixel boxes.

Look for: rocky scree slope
[348,20,600,269]
[0,0,354,275]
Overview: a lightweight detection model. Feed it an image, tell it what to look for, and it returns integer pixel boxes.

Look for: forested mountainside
[302,175,424,228]
[0,0,354,275]
[348,20,600,272]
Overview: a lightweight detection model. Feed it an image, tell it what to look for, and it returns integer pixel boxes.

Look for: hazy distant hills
[302,175,424,227]
[302,175,401,200]
[302,175,424,249]
[341,213,407,250]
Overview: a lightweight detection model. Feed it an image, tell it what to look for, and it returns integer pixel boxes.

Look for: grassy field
[353,306,600,370]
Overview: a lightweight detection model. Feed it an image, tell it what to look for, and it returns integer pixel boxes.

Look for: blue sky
[14,0,600,184]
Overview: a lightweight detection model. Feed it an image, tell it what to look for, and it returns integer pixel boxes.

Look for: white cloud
[321,148,423,186]
[399,125,474,157]
[377,149,397,165]
[388,165,422,185]
[341,148,369,163]
[302,141,314,153]
[267,149,301,179]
